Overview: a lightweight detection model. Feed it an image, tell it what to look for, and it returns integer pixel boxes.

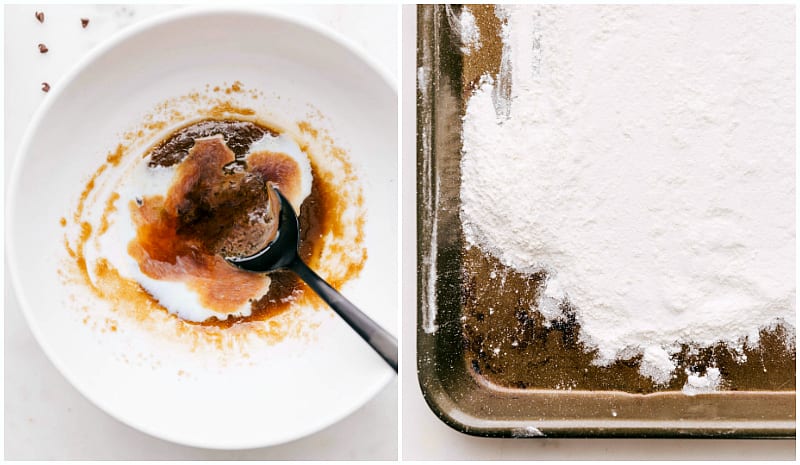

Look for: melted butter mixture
[100,119,333,326]
[61,88,366,350]
[129,136,275,320]
[124,120,315,324]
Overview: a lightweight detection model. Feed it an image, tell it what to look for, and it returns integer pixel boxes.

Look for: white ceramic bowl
[7,7,396,449]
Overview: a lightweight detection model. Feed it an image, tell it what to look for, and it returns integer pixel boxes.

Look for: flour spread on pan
[460,5,795,384]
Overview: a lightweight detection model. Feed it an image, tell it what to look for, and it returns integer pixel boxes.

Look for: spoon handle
[289,258,398,372]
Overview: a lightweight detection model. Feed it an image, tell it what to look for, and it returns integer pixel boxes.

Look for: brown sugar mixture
[129,119,332,327]
[461,249,796,393]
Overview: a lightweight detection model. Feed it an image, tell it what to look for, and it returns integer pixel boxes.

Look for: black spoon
[228,185,398,372]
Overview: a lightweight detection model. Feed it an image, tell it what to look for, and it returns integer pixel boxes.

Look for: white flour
[460,5,795,384]
[455,6,481,55]
[682,367,722,396]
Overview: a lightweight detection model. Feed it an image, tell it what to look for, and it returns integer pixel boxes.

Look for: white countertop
[4,4,397,460]
[399,5,795,460]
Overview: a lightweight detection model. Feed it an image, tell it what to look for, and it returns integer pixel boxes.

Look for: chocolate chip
[38,43,48,54]
[35,11,44,23]
[41,82,50,93]
[81,18,89,28]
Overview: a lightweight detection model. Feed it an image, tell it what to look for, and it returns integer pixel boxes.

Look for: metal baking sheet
[416,4,795,438]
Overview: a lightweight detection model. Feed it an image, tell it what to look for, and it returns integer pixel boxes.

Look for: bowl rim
[6,5,397,450]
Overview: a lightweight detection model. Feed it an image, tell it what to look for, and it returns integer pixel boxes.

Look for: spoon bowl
[229,185,398,372]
